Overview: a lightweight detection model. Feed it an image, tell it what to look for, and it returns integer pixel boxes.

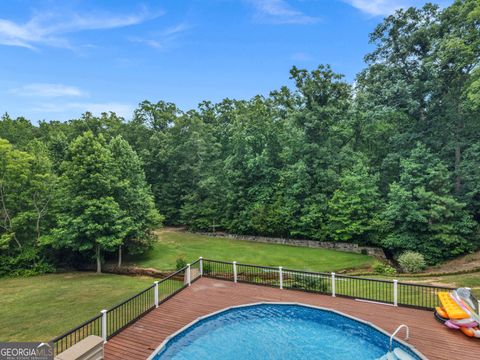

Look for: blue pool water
[152,304,422,360]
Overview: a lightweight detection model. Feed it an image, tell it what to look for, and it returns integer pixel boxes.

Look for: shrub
[291,274,330,293]
[372,261,397,276]
[398,251,426,273]
[464,253,476,263]
[175,257,187,270]
[0,249,55,277]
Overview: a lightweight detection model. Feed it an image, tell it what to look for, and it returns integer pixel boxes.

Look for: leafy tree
[288,65,354,239]
[0,138,33,251]
[382,143,476,263]
[108,136,162,266]
[0,114,37,148]
[2,0,480,272]
[25,140,58,247]
[460,143,480,221]
[51,132,127,273]
[433,0,480,193]
[326,156,382,244]
[0,138,58,275]
[222,97,283,235]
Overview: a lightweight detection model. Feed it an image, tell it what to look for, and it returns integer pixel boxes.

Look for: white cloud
[9,83,87,97]
[247,0,319,24]
[129,23,190,49]
[0,8,162,50]
[342,0,432,17]
[33,102,135,118]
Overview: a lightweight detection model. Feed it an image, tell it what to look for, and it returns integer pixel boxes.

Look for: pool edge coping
[146,302,428,360]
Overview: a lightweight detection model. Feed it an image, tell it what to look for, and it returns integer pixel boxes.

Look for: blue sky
[0,0,451,122]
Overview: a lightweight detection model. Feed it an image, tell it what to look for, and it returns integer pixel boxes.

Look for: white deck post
[187,264,191,286]
[154,281,159,308]
[233,261,237,283]
[393,279,398,306]
[331,272,336,297]
[199,257,203,276]
[101,309,107,342]
[279,266,283,289]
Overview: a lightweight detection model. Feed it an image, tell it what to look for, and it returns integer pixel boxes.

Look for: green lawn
[440,272,480,296]
[0,272,156,342]
[127,230,376,272]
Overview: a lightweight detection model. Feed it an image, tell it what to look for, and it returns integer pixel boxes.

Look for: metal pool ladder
[390,324,410,352]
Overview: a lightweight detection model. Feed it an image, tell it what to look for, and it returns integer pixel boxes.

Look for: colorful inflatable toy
[435,288,480,338]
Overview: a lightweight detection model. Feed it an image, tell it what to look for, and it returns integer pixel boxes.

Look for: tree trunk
[118,245,122,268]
[454,95,464,195]
[96,245,102,274]
[455,142,461,194]
[35,212,41,247]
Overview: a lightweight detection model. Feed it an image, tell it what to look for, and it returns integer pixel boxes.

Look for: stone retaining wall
[193,231,386,259]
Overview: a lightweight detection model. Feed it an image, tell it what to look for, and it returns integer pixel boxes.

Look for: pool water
[152,304,422,360]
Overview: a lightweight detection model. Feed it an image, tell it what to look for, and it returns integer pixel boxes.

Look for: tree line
[0,0,479,274]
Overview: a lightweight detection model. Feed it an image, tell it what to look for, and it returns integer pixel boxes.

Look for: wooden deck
[105,277,477,360]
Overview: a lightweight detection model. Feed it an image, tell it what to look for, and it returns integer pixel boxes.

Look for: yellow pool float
[437,292,470,320]
[435,289,480,339]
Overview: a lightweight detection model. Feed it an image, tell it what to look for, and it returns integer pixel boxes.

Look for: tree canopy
[0,0,479,273]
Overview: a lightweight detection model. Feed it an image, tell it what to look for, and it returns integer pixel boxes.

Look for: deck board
[105,278,477,360]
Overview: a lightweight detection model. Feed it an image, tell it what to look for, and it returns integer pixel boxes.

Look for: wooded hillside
[1,0,479,273]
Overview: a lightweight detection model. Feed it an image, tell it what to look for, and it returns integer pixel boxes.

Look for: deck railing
[52,257,479,355]
[202,259,463,310]
[51,259,201,355]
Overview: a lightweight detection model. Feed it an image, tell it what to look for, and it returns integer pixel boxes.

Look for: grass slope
[0,272,155,342]
[127,230,375,272]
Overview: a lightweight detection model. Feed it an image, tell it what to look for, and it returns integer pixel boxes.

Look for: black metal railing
[397,282,452,309]
[236,263,279,286]
[106,284,156,338]
[157,266,189,303]
[51,259,201,355]
[202,259,233,280]
[282,268,331,294]
[202,259,458,310]
[51,314,102,355]
[335,274,394,303]
[51,257,477,356]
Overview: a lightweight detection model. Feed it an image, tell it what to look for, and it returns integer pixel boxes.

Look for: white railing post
[101,309,107,342]
[187,264,191,286]
[279,266,283,289]
[393,279,398,307]
[199,257,203,276]
[233,261,237,283]
[154,281,159,308]
[331,272,336,297]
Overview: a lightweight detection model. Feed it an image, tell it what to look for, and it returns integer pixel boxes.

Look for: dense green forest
[1,1,479,274]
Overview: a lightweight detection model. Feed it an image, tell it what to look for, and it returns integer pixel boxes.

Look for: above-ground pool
[150,303,424,360]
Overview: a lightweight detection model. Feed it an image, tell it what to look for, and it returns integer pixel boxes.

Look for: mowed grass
[127,230,375,272]
[442,272,480,296]
[0,272,156,342]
